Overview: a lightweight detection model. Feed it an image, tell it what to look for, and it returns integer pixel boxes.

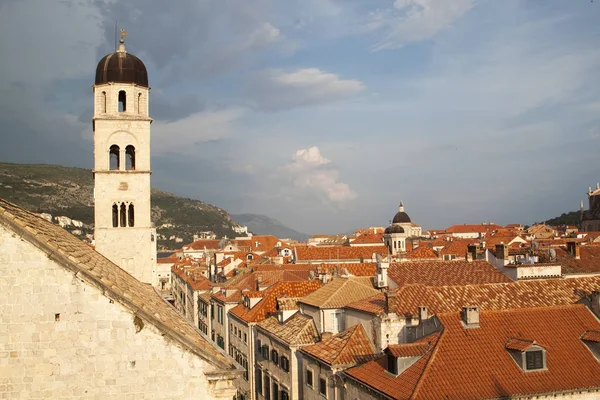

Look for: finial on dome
[399,200,405,213]
[117,28,128,52]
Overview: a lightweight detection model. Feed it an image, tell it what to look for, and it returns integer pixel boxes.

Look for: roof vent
[461,306,479,328]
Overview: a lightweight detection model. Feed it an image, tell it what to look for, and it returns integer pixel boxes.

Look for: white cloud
[367,0,474,50]
[152,107,246,154]
[244,68,364,111]
[282,146,356,203]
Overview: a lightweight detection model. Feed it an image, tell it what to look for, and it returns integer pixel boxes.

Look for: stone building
[383,201,421,256]
[255,300,320,400]
[0,198,241,399]
[92,30,158,287]
[298,324,376,400]
[582,184,600,232]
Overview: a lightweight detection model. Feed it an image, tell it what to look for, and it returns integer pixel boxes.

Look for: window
[319,377,327,396]
[242,358,248,381]
[306,369,313,388]
[120,203,126,227]
[211,303,214,320]
[101,91,107,113]
[217,306,223,324]
[216,335,224,349]
[118,90,126,112]
[280,356,289,372]
[525,350,544,370]
[262,344,269,359]
[137,93,142,114]
[280,389,289,400]
[257,339,262,356]
[238,330,242,339]
[109,145,120,170]
[271,349,279,365]
[256,369,263,395]
[244,333,247,343]
[233,325,236,334]
[128,204,134,227]
[264,375,271,400]
[112,204,119,227]
[387,354,398,375]
[272,382,279,400]
[125,145,135,170]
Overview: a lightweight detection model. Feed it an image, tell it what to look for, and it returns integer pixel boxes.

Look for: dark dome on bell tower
[94,30,148,87]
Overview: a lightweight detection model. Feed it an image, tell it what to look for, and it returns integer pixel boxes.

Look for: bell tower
[92,30,156,285]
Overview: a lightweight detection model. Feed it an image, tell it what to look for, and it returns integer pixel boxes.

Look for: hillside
[231,213,308,242]
[0,162,242,249]
[542,210,581,227]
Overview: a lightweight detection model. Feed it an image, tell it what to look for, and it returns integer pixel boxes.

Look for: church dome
[385,225,405,234]
[392,211,411,224]
[95,32,148,87]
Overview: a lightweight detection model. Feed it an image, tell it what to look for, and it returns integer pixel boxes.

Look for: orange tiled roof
[440,239,479,256]
[555,245,600,274]
[344,294,386,316]
[581,330,600,343]
[346,305,600,400]
[391,276,600,316]
[504,337,535,351]
[446,224,502,234]
[387,342,431,358]
[184,239,222,251]
[230,280,321,323]
[257,312,320,346]
[350,233,384,245]
[300,324,376,368]
[344,332,441,400]
[293,245,388,261]
[299,277,379,309]
[388,260,512,288]
[404,245,438,260]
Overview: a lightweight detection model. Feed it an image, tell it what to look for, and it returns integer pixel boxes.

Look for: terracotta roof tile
[347,305,600,400]
[555,245,600,274]
[387,342,430,358]
[446,223,502,234]
[344,294,386,316]
[392,276,600,316]
[299,277,380,309]
[344,332,441,400]
[0,198,238,374]
[230,280,321,323]
[184,239,222,251]
[404,245,439,260]
[504,337,535,351]
[257,312,320,346]
[301,324,376,368]
[293,245,388,262]
[388,260,512,287]
[581,330,600,343]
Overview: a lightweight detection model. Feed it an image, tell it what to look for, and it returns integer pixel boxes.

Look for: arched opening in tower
[120,203,126,227]
[112,204,119,227]
[102,91,107,113]
[118,90,127,112]
[128,204,135,227]
[125,145,136,170]
[109,145,120,170]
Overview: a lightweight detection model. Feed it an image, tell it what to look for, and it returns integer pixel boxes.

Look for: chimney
[567,241,581,260]
[495,243,508,261]
[467,244,477,261]
[466,251,473,263]
[418,306,428,321]
[376,257,389,288]
[385,289,397,314]
[461,306,480,328]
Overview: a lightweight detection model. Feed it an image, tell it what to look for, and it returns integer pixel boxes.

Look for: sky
[1,0,600,234]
